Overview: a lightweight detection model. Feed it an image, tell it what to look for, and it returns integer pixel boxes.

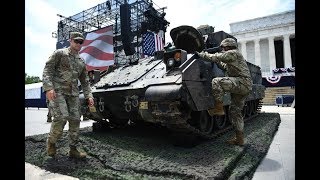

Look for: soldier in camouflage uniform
[196,38,253,146]
[42,32,94,158]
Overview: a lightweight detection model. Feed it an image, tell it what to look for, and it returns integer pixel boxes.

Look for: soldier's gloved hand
[88,97,94,106]
[46,89,56,101]
[194,51,201,59]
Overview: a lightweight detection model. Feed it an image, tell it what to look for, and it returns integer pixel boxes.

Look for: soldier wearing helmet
[195,37,253,146]
[220,37,238,47]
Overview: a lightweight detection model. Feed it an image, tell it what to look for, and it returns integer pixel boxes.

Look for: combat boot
[226,130,244,146]
[47,140,56,157]
[207,101,225,116]
[69,146,87,159]
[83,116,90,121]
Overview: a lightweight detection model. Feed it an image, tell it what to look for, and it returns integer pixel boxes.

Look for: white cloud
[153,0,294,42]
[25,25,56,49]
[25,0,107,78]
[25,0,59,32]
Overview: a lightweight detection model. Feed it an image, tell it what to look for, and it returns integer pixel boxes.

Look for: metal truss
[53,0,168,66]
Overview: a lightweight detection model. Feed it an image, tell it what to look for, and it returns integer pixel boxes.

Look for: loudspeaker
[122,42,135,56]
[93,70,100,83]
[120,4,135,56]
[120,4,131,34]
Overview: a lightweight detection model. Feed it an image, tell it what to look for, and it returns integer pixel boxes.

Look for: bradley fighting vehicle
[80,25,265,142]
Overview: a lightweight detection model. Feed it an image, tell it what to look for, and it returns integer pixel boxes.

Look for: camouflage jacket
[42,47,93,99]
[199,49,253,89]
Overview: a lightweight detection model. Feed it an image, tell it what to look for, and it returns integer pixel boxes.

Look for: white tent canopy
[25,82,43,99]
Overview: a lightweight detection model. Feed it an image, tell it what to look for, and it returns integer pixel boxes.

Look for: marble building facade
[230,10,295,77]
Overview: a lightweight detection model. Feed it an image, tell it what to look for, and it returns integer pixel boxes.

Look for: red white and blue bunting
[262,75,295,87]
[265,76,281,84]
[273,67,295,74]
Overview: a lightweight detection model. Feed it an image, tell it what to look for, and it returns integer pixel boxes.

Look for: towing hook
[132,99,138,107]
[124,96,132,112]
[131,95,139,107]
[125,103,132,112]
[98,98,104,112]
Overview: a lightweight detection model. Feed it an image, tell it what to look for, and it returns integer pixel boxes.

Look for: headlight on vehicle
[164,49,187,70]
[174,52,181,61]
[167,58,175,67]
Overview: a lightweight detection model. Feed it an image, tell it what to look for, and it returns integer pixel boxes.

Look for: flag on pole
[80,25,114,71]
[142,30,164,56]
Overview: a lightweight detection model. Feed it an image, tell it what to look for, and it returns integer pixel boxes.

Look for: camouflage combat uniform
[198,48,252,131]
[42,47,93,147]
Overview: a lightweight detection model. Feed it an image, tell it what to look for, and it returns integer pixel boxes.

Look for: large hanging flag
[262,75,295,87]
[142,30,164,56]
[80,25,114,71]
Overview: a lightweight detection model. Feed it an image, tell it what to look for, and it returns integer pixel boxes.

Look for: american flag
[79,25,114,71]
[142,30,164,56]
[56,39,70,49]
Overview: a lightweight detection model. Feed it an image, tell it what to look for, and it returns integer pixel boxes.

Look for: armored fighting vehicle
[80,25,265,140]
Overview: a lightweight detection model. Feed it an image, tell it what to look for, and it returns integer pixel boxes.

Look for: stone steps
[262,87,295,105]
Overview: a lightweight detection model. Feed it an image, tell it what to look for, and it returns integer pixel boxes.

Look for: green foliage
[25,73,41,84]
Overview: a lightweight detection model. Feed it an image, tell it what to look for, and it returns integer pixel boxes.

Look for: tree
[25,73,41,84]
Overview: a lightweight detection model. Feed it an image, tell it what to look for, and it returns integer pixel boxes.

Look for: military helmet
[220,38,237,48]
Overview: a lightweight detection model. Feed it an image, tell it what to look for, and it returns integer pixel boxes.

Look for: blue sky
[25,0,294,78]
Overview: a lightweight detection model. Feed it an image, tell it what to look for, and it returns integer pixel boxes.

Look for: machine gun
[203,46,221,54]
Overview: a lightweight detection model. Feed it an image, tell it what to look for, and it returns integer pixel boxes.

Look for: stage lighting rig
[143,3,170,33]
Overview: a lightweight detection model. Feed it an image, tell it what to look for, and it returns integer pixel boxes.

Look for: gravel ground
[25,112,280,180]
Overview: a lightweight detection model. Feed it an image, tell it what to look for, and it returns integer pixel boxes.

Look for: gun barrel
[204,46,221,54]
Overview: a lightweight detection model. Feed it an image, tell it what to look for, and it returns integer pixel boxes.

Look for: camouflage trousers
[47,93,81,147]
[212,77,251,131]
[46,99,52,119]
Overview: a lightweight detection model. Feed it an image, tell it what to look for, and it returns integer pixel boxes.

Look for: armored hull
[81,25,265,140]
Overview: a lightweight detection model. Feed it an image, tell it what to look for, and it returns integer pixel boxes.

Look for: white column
[254,39,261,67]
[283,34,292,68]
[268,36,276,74]
[240,41,247,60]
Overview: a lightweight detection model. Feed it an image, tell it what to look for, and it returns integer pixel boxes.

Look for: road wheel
[213,106,228,130]
[92,121,110,132]
[198,111,214,135]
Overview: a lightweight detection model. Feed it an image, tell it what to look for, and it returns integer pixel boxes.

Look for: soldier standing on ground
[42,32,94,158]
[195,38,253,146]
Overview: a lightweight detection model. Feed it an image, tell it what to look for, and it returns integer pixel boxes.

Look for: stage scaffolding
[53,0,169,66]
